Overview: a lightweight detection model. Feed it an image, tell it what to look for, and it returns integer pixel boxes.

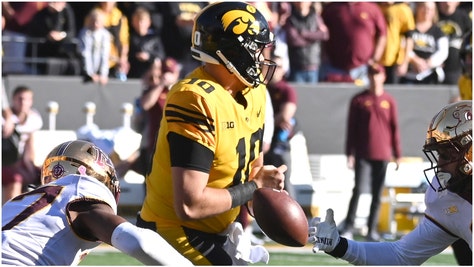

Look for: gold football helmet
[41,140,120,201]
[423,100,472,193]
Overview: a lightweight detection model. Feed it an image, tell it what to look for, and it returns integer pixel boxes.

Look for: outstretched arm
[308,209,456,265]
[69,202,192,265]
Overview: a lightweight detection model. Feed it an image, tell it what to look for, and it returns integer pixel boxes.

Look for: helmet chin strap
[216,50,254,88]
[191,47,220,65]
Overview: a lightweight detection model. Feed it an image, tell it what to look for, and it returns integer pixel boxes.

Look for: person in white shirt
[309,100,472,265]
[78,8,110,85]
[2,140,192,266]
[2,85,43,204]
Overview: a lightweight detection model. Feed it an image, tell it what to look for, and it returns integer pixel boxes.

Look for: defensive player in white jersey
[2,140,192,266]
[309,100,472,265]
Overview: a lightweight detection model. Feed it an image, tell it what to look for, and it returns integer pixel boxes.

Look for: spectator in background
[96,1,130,81]
[67,2,96,35]
[78,8,110,86]
[2,85,43,204]
[458,31,472,101]
[459,2,472,17]
[140,57,181,157]
[378,2,415,84]
[437,2,472,85]
[269,2,292,76]
[2,82,16,181]
[341,64,402,242]
[135,57,180,174]
[159,2,207,78]
[284,2,329,83]
[2,2,46,34]
[116,57,180,178]
[2,2,47,75]
[401,2,449,84]
[127,6,166,79]
[451,31,472,102]
[265,55,298,198]
[118,2,165,36]
[2,83,14,138]
[27,2,80,76]
[320,2,387,86]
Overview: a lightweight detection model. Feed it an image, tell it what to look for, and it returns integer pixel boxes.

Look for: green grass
[79,248,457,266]
[80,251,142,265]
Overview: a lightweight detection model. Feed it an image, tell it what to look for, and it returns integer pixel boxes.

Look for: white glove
[222,222,270,264]
[308,209,340,253]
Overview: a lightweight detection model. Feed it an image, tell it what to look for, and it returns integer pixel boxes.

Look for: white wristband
[111,222,192,266]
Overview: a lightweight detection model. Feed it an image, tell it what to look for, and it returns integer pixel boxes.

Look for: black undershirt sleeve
[168,132,214,173]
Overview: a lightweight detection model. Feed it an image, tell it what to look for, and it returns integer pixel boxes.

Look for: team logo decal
[221,5,259,36]
[438,21,459,37]
[444,205,458,215]
[52,163,65,178]
[92,145,114,170]
[452,104,472,127]
[380,100,390,109]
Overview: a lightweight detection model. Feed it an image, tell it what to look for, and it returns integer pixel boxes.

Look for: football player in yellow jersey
[137,2,286,265]
[458,31,472,100]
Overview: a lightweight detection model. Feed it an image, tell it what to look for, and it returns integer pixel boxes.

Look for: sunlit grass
[79,245,457,266]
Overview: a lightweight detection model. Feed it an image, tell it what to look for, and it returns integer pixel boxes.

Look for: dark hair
[12,85,32,97]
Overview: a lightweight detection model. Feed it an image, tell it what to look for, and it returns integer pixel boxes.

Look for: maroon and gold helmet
[423,100,472,193]
[41,140,120,202]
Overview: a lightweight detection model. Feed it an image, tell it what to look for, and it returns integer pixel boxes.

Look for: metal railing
[2,33,80,75]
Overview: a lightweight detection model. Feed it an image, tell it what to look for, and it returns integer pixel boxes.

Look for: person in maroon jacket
[341,64,402,242]
[320,2,387,86]
[115,57,180,177]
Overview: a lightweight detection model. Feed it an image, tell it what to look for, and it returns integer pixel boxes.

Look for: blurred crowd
[2,2,471,86]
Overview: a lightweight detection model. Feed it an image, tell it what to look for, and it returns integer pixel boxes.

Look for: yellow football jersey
[379,3,415,66]
[458,74,472,100]
[140,66,266,234]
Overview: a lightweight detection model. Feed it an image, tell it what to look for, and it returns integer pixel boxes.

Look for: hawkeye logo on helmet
[221,5,259,36]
